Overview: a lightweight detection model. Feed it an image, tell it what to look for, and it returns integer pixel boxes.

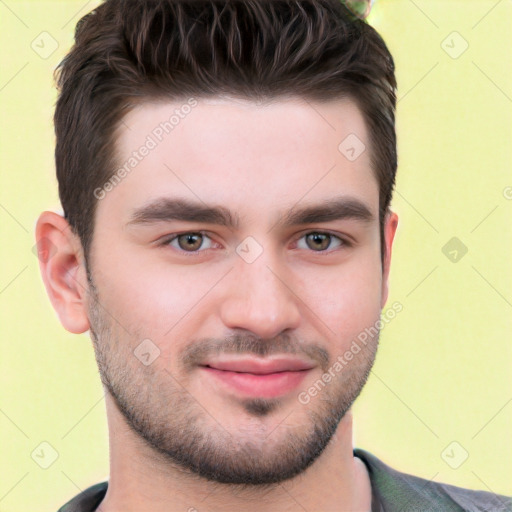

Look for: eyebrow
[126,196,375,229]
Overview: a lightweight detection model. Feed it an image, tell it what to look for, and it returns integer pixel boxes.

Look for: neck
[99,398,372,512]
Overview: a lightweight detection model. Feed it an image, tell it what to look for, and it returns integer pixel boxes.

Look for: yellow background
[1,1,511,510]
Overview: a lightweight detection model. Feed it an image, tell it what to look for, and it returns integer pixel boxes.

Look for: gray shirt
[57,447,512,511]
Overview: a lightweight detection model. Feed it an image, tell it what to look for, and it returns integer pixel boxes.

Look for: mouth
[199,357,315,398]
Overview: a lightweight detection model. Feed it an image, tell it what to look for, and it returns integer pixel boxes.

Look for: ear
[35,211,90,334]
[380,210,399,309]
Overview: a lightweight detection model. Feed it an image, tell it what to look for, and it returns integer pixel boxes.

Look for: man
[35,0,511,510]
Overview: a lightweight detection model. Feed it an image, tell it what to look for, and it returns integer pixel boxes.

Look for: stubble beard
[86,275,379,486]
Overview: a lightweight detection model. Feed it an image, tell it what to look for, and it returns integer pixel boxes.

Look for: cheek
[92,249,223,342]
[91,231,382,359]
[296,256,383,350]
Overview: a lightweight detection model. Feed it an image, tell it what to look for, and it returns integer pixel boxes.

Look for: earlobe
[381,210,399,309]
[35,211,91,334]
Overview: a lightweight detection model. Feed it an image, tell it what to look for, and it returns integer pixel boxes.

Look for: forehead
[104,96,378,221]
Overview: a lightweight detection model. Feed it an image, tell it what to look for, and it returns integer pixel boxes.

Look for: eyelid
[292,230,352,252]
[158,230,217,255]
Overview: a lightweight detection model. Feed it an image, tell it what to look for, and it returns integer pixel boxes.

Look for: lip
[199,357,315,398]
[203,357,315,374]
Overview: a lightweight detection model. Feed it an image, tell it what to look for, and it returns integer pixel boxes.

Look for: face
[85,96,395,484]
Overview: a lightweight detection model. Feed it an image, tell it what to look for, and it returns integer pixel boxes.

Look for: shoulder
[354,448,512,512]
[57,481,108,512]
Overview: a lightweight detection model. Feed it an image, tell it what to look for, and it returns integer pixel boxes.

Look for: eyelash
[158,230,352,256]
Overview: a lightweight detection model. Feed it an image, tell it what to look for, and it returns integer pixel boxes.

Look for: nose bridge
[219,245,301,338]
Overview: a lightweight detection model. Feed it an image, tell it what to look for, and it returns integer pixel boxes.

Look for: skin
[36,96,398,512]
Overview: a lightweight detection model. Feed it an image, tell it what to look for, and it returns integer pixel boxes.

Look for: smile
[199,357,315,398]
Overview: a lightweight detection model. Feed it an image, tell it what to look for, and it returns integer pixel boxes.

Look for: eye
[295,232,349,252]
[159,230,350,255]
[162,231,215,253]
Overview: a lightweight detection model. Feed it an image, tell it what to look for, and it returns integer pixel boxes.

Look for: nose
[219,251,302,340]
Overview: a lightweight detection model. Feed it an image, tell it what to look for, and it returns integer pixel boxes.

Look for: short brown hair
[54,0,397,264]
